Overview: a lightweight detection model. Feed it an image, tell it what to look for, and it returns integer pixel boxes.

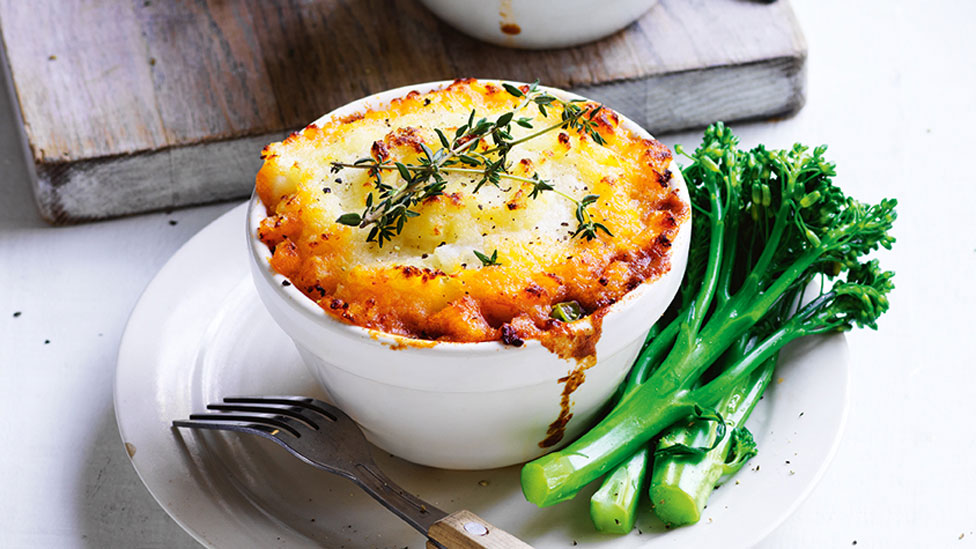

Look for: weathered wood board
[0,0,805,224]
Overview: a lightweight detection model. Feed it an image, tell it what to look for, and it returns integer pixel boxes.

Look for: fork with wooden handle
[173,396,534,549]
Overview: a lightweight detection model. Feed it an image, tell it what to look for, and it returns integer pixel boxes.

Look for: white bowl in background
[247,80,690,469]
[418,0,660,49]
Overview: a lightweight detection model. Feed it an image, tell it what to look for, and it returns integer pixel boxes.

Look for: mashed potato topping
[255,79,688,355]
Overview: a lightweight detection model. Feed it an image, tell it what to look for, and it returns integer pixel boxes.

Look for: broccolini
[522,123,897,514]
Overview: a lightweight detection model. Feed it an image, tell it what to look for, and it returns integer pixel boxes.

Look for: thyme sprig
[333,81,611,247]
[573,194,614,240]
[474,249,501,267]
[529,176,612,241]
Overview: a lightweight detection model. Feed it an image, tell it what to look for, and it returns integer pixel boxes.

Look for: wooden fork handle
[425,509,534,549]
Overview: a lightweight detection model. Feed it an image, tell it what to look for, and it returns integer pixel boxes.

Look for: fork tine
[173,419,283,437]
[173,419,319,470]
[206,403,320,429]
[223,396,342,422]
[186,412,303,438]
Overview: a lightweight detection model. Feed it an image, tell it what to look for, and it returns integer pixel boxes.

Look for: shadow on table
[74,405,199,548]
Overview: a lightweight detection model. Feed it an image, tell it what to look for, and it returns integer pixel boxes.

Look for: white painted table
[1,1,973,547]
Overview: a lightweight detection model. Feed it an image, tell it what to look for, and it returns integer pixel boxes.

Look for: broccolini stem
[693,325,794,407]
[520,384,695,507]
[650,357,774,526]
[714,156,742,308]
[651,174,729,389]
[691,243,827,375]
[625,315,682,396]
[589,446,651,533]
[688,176,727,334]
[589,307,688,533]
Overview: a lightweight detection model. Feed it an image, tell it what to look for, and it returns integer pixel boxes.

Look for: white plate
[115,202,850,549]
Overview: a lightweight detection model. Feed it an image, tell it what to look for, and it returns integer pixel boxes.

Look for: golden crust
[255,79,688,350]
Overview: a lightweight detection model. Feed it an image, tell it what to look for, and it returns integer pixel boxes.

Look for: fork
[173,396,534,549]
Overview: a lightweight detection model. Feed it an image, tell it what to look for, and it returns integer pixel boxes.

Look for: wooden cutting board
[0,0,805,224]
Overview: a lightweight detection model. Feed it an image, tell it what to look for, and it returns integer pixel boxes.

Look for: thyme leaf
[474,249,501,267]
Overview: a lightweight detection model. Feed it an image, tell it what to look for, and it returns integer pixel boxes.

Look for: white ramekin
[418,0,660,49]
[247,80,690,470]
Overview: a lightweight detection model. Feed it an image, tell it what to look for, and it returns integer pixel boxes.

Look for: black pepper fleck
[168,220,178,226]
[44,339,50,344]
[13,311,21,318]
[282,280,292,287]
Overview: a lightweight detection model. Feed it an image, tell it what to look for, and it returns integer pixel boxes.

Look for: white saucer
[115,202,850,548]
